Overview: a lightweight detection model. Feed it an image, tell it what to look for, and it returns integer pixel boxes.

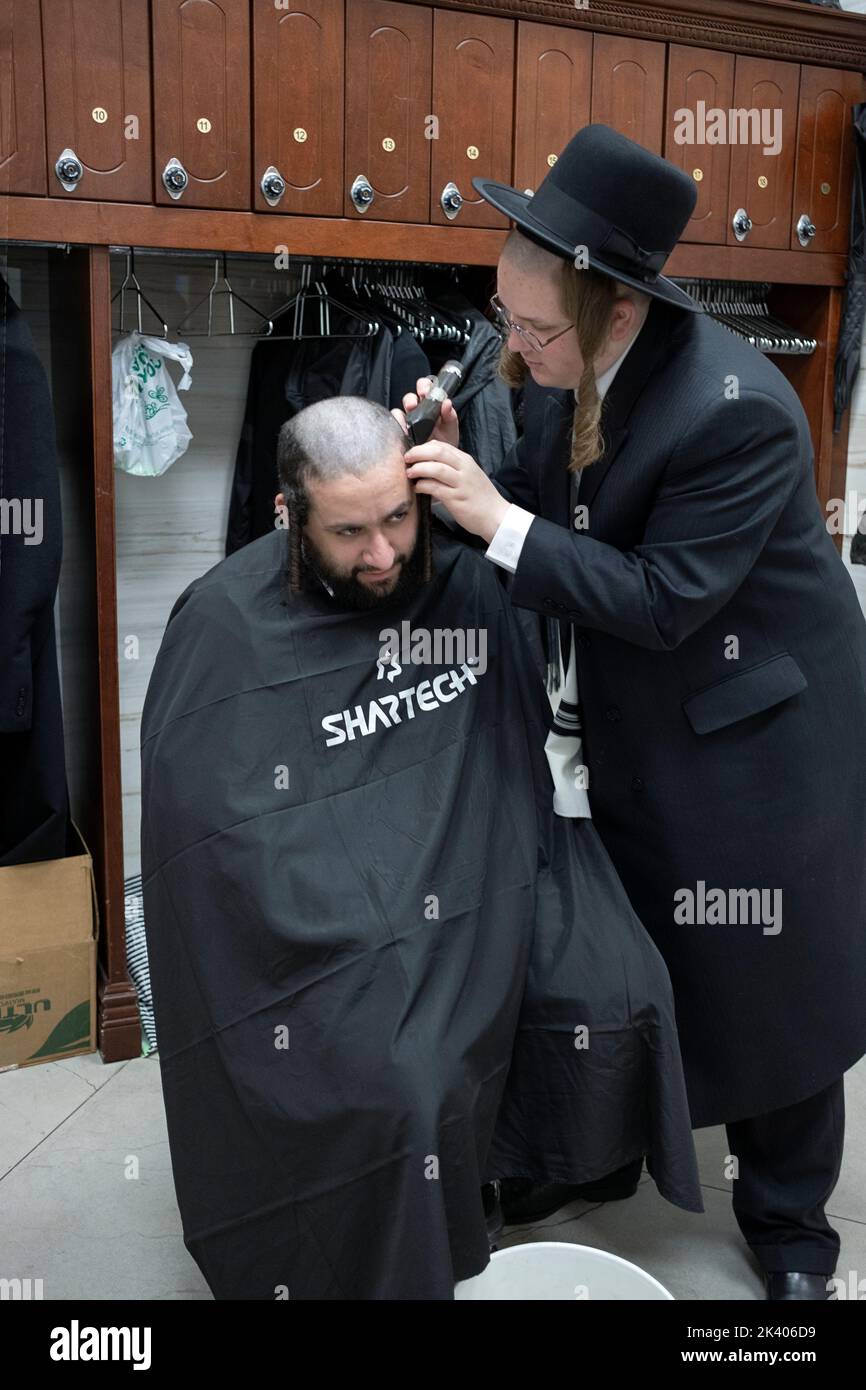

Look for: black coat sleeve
[508,389,802,651]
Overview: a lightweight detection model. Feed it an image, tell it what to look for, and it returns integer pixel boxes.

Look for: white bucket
[454,1241,674,1301]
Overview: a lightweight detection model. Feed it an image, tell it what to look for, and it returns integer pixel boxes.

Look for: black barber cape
[140,526,703,1301]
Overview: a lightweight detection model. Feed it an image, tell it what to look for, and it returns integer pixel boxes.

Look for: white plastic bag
[112,332,194,476]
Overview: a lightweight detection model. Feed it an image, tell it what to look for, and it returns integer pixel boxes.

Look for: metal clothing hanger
[381,262,471,343]
[345,261,471,346]
[256,261,380,340]
[148,250,475,344]
[674,278,816,355]
[334,264,420,340]
[111,249,169,337]
[175,253,276,337]
[378,278,468,345]
[714,282,777,351]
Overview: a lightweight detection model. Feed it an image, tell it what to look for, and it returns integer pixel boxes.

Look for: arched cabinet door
[429,6,514,230]
[344,0,432,225]
[725,55,799,251]
[513,20,591,201]
[791,64,865,256]
[591,33,665,154]
[253,0,344,216]
[0,0,47,194]
[664,44,735,246]
[42,0,152,204]
[152,0,251,211]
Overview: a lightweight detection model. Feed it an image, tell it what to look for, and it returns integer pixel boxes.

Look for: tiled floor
[2,1046,864,1300]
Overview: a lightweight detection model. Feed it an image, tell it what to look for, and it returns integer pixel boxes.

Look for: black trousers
[724,1076,845,1275]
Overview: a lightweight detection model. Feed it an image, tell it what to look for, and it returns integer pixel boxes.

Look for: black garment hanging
[225,305,430,555]
[426,287,520,479]
[0,275,71,865]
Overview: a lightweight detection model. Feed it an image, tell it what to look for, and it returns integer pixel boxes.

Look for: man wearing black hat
[398,124,866,1300]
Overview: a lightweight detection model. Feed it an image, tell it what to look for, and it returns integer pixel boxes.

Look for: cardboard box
[0,822,99,1071]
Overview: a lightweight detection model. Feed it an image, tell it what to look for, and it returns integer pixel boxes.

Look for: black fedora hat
[472,124,702,313]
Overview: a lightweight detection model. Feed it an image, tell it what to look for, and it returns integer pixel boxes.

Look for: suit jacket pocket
[682,653,807,735]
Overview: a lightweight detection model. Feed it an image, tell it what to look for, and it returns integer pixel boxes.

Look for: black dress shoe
[500,1159,643,1224]
[499,1180,587,1225]
[572,1157,643,1203]
[766,1272,832,1300]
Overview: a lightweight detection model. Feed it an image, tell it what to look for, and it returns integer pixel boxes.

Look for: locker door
[42,0,151,203]
[153,0,250,210]
[664,46,735,245]
[253,0,344,215]
[344,0,432,224]
[430,7,514,229]
[791,65,865,256]
[0,0,46,194]
[726,55,798,250]
[514,21,591,199]
[591,35,665,153]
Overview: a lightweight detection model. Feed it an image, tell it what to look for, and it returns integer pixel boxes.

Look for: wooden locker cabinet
[429,6,514,229]
[0,0,47,195]
[252,0,344,216]
[41,0,151,204]
[152,0,250,210]
[726,55,799,250]
[664,45,735,246]
[514,21,591,199]
[791,65,863,256]
[344,0,432,224]
[591,34,665,154]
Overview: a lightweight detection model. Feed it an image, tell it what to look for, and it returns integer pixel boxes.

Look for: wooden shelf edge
[0,197,847,285]
[1,196,512,265]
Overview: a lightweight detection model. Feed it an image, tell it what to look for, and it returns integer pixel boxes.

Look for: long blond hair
[496,229,647,473]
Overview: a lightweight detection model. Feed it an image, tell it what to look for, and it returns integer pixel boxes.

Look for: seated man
[140,395,703,1301]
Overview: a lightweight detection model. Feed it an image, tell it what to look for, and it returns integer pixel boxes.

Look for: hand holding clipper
[398,361,463,448]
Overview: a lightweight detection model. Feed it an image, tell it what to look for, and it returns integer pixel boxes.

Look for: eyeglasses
[489,292,575,354]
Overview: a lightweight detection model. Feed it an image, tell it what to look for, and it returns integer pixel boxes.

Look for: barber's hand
[404,441,510,544]
[390,376,460,450]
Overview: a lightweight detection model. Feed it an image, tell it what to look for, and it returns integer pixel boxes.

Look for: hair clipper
[405,359,465,446]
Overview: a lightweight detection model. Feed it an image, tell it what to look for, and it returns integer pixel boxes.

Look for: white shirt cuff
[485,504,536,573]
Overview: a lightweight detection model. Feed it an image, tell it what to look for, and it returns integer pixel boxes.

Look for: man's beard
[297,530,426,611]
